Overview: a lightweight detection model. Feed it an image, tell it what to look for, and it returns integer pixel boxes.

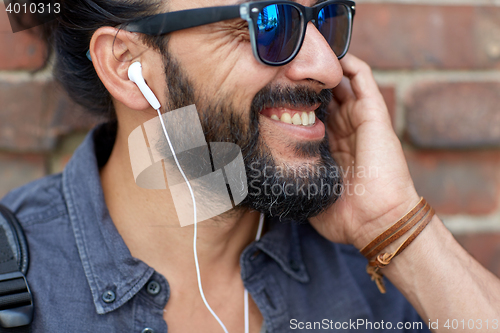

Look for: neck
[100,117,262,287]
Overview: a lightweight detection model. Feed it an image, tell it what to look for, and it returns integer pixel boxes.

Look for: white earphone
[127,62,264,333]
[128,62,161,110]
[127,61,229,332]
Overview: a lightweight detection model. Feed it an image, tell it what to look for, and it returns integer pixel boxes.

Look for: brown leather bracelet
[360,197,426,258]
[363,202,430,260]
[366,206,436,294]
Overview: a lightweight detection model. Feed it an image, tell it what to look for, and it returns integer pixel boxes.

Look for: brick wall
[1,0,500,275]
[351,0,500,277]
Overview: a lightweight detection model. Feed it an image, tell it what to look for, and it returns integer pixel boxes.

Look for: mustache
[250,84,333,120]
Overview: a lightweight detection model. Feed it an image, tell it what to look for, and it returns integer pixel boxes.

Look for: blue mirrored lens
[318,4,350,57]
[256,4,301,63]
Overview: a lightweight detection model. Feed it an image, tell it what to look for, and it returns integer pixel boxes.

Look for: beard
[161,50,343,222]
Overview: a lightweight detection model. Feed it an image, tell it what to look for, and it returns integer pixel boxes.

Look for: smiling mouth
[259,103,320,127]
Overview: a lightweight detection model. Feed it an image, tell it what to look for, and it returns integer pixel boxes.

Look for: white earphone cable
[156,108,229,333]
[157,108,265,333]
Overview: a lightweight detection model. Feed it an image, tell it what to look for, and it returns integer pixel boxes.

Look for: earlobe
[89,27,153,111]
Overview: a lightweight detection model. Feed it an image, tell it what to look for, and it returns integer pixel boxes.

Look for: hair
[34,0,167,119]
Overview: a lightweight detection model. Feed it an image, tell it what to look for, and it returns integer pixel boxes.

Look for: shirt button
[146,281,161,296]
[141,328,155,333]
[102,290,116,303]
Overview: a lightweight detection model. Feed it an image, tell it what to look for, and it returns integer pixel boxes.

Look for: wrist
[353,191,421,250]
[383,214,447,271]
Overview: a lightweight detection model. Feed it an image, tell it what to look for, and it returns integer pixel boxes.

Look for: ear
[89,27,161,111]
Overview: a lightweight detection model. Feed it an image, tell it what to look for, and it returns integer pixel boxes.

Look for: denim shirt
[1,124,429,333]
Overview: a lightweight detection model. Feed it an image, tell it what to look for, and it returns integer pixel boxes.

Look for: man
[2,0,500,332]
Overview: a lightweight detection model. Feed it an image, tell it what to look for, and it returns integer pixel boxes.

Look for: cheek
[168,30,278,108]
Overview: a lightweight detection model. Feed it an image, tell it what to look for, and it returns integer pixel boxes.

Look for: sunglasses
[124,0,356,66]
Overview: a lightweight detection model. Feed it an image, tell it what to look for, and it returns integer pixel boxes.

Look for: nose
[283,22,343,90]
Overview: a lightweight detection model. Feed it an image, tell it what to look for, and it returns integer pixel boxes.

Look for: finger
[332,77,355,104]
[339,53,383,101]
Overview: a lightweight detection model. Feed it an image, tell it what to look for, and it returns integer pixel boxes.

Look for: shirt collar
[246,218,310,283]
[62,123,310,314]
[62,123,154,315]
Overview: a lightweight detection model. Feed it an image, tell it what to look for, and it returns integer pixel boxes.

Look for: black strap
[0,327,30,333]
[0,204,33,332]
[0,228,18,274]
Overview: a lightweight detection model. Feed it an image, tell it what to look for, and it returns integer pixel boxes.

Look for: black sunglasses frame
[124,0,356,66]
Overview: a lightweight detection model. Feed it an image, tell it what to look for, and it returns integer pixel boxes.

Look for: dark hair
[37,0,166,119]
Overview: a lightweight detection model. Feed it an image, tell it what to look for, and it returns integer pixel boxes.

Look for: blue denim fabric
[1,124,429,333]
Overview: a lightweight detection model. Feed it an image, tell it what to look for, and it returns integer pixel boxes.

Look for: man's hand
[310,54,500,331]
[309,54,420,250]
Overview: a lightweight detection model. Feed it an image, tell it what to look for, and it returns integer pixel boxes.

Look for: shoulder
[0,173,78,263]
[1,173,67,227]
[1,174,101,330]
[0,173,81,283]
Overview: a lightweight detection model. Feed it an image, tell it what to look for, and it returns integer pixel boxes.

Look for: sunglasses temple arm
[124,5,243,35]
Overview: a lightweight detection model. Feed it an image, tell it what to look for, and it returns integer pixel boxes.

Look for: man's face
[159,0,345,220]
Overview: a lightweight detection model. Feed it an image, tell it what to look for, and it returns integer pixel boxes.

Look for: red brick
[405,82,500,148]
[405,150,500,215]
[0,80,98,152]
[0,2,11,33]
[455,233,500,277]
[379,85,396,127]
[0,8,46,70]
[350,4,500,70]
[0,153,45,197]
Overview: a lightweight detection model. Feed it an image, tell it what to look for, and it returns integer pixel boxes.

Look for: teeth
[309,112,315,125]
[291,113,302,125]
[301,112,309,126]
[280,113,292,124]
[271,112,316,126]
